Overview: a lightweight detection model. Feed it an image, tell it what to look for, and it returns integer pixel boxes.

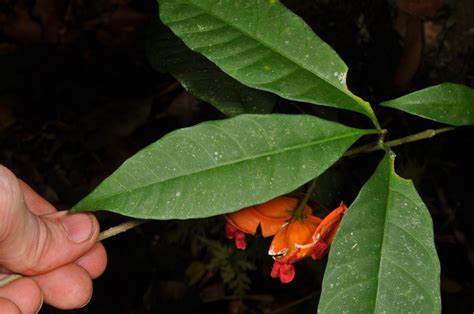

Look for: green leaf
[318,152,441,313]
[380,83,474,126]
[145,20,276,116]
[158,0,377,124]
[72,114,372,219]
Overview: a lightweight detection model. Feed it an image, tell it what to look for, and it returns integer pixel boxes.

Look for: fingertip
[33,263,93,310]
[75,243,108,279]
[0,277,43,314]
[0,297,21,314]
[59,212,98,244]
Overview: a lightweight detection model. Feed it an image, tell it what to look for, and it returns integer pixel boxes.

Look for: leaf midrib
[85,129,366,203]
[372,163,435,312]
[373,160,392,312]
[166,0,354,103]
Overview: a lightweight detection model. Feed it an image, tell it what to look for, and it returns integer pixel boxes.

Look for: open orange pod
[224,195,348,283]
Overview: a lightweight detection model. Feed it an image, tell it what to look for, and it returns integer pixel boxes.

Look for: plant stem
[0,274,21,288]
[384,126,454,148]
[293,178,317,220]
[0,219,148,288]
[344,126,455,157]
[99,219,147,241]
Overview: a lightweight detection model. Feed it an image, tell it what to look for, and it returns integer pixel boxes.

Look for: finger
[18,179,56,215]
[0,297,21,314]
[3,210,100,275]
[75,243,108,279]
[19,176,108,279]
[32,263,92,310]
[0,276,42,313]
[19,178,107,279]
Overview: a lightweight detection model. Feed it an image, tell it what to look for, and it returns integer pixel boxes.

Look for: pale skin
[0,165,107,312]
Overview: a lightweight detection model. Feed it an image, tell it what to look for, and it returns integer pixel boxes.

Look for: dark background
[1,0,473,313]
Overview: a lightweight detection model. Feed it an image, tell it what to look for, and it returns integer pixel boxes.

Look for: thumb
[0,166,99,275]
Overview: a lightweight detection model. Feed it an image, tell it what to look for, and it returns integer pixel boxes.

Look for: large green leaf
[145,20,276,116]
[72,114,372,219]
[380,83,474,126]
[158,0,377,124]
[318,152,441,313]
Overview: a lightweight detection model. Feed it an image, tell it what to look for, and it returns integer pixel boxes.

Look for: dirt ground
[1,0,473,313]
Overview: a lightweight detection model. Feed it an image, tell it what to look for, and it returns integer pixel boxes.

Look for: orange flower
[268,216,321,283]
[268,215,322,262]
[269,202,347,283]
[224,196,348,284]
[224,196,311,250]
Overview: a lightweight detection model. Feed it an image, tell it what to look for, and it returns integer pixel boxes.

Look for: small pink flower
[225,223,247,250]
[271,261,295,284]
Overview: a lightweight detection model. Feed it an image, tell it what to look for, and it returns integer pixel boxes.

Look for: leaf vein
[86,129,365,203]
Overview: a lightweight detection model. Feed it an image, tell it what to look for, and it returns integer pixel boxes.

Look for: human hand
[0,165,107,312]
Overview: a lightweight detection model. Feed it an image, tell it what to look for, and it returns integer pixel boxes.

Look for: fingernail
[60,213,95,243]
[79,293,93,308]
[35,294,44,314]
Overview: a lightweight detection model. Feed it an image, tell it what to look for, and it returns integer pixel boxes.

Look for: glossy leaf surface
[145,20,276,116]
[380,83,474,126]
[318,152,441,313]
[72,114,371,219]
[159,0,376,122]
